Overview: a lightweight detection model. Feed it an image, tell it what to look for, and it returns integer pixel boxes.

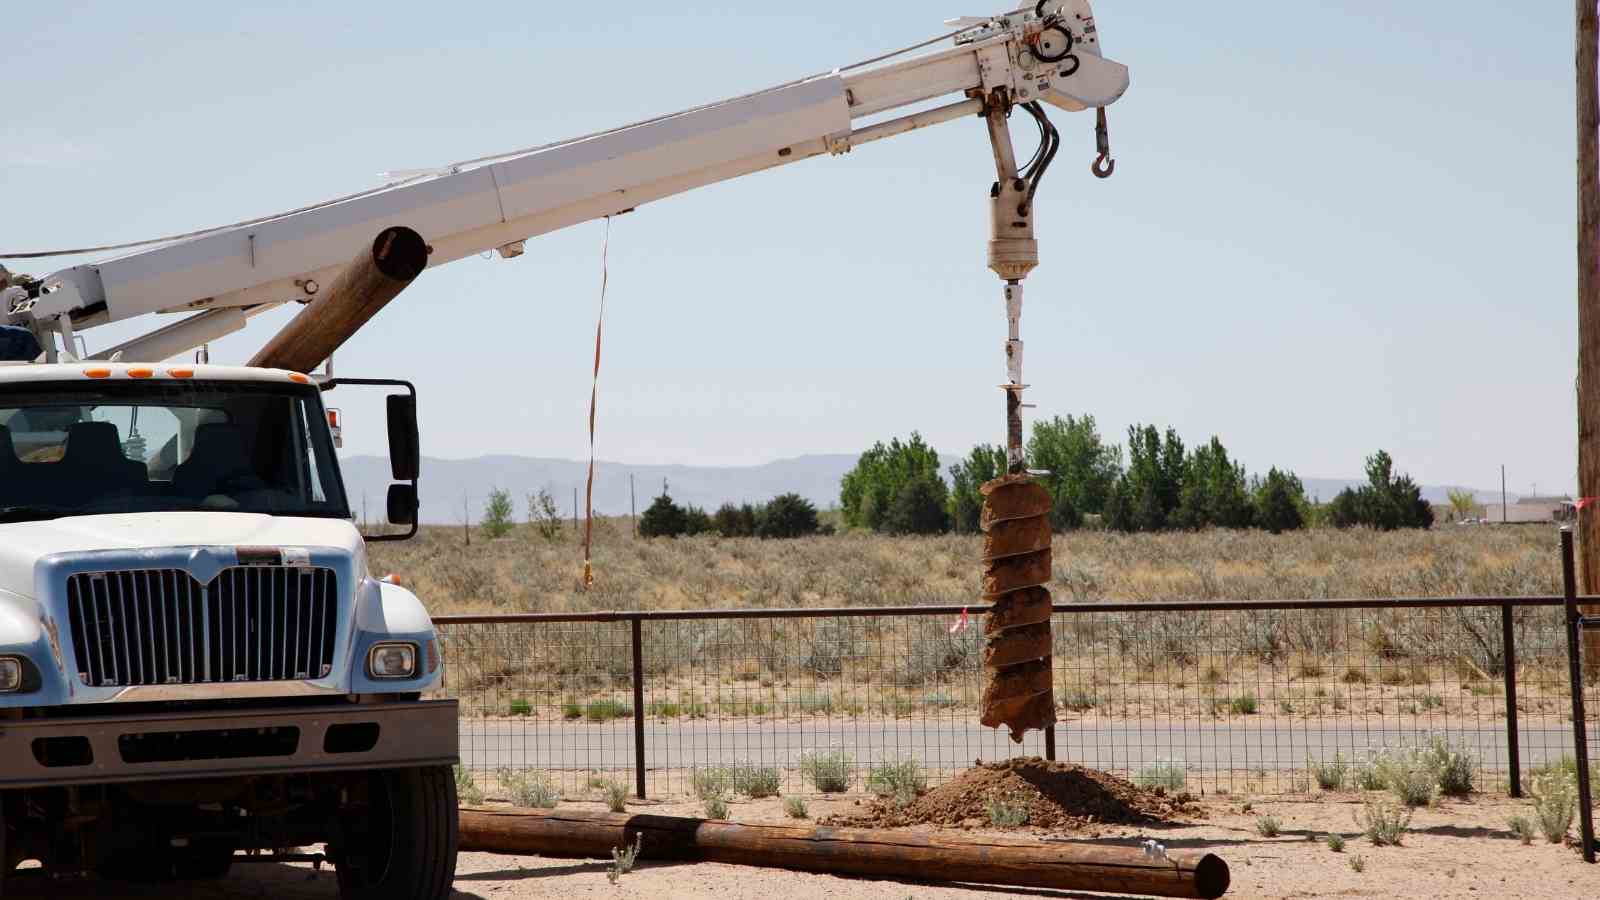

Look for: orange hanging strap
[582,217,611,589]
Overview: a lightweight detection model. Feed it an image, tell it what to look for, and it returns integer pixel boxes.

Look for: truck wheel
[334,765,458,900]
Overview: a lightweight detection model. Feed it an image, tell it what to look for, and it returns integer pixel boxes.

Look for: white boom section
[21,2,1127,360]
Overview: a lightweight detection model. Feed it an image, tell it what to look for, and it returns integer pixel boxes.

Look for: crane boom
[5,1,1127,364]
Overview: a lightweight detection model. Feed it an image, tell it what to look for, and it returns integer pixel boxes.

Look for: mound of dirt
[826,757,1197,831]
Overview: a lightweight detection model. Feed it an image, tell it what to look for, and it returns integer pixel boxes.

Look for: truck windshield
[0,380,350,521]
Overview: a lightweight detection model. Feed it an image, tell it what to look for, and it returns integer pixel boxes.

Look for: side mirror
[387,394,419,481]
[387,483,418,526]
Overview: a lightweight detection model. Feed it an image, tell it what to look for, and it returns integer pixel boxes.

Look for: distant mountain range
[338,453,1517,524]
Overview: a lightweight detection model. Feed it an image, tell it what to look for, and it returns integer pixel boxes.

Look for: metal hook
[1091,106,1114,178]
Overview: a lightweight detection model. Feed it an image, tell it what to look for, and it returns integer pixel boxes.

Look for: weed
[1341,667,1367,684]
[1530,772,1578,844]
[602,779,629,812]
[649,701,683,718]
[607,833,642,885]
[924,691,958,709]
[798,692,837,715]
[1421,737,1474,797]
[1373,748,1435,807]
[703,794,730,820]
[799,750,853,793]
[1310,752,1348,791]
[866,758,927,802]
[1419,693,1443,710]
[1507,815,1535,845]
[508,697,532,717]
[1349,854,1366,873]
[1325,833,1346,852]
[498,768,559,809]
[584,698,633,722]
[1133,759,1187,791]
[729,763,781,799]
[1228,695,1259,716]
[986,790,1030,827]
[454,765,484,805]
[1355,797,1412,846]
[1062,688,1099,712]
[693,768,731,801]
[561,698,582,720]
[1280,701,1295,714]
[783,796,810,819]
[1255,815,1282,837]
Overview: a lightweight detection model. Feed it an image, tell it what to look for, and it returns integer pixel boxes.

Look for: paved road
[457,717,1583,776]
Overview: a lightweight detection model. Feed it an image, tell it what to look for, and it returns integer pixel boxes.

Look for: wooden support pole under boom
[248,226,428,373]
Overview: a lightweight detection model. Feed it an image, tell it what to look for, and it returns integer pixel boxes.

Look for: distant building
[1480,496,1573,524]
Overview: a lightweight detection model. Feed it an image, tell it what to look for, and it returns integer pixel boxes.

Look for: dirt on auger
[978,475,1057,741]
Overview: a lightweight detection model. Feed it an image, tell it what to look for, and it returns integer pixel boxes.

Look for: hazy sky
[1,2,1578,494]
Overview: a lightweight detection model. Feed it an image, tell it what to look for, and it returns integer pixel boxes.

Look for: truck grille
[66,567,338,688]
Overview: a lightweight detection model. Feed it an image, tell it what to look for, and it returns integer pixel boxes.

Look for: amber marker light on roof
[287,372,310,384]
[84,368,112,379]
[167,368,194,378]
[127,367,154,378]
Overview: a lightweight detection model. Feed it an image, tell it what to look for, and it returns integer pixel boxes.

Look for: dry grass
[375,521,1558,616]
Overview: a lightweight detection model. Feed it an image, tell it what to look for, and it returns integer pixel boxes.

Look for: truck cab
[0,362,457,899]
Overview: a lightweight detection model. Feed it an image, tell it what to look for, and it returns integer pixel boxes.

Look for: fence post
[1560,527,1596,863]
[631,617,647,800]
[1045,725,1057,762]
[1501,603,1521,798]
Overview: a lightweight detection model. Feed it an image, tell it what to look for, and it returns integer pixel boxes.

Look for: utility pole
[1502,465,1508,524]
[462,493,471,547]
[573,487,579,533]
[1576,0,1600,668]
[630,473,637,537]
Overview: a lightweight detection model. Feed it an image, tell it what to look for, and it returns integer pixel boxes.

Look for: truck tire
[334,765,458,900]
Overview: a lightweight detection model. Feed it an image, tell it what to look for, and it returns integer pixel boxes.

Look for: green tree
[684,505,714,535]
[758,493,820,538]
[1051,491,1083,531]
[1446,488,1478,522]
[839,433,945,531]
[1173,437,1254,529]
[639,493,689,538]
[882,474,950,534]
[1327,451,1433,530]
[1112,424,1186,532]
[1252,468,1307,533]
[481,488,515,538]
[947,444,1006,533]
[713,502,759,537]
[1026,415,1123,515]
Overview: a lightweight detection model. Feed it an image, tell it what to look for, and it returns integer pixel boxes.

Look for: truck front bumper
[0,700,457,789]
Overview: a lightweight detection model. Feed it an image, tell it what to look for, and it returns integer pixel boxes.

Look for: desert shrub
[1227,695,1259,715]
[1255,814,1283,837]
[784,796,810,819]
[507,697,532,717]
[729,763,781,799]
[1421,737,1474,796]
[584,698,632,722]
[799,750,853,793]
[499,769,559,808]
[896,627,979,685]
[527,488,563,541]
[1371,747,1435,807]
[866,758,927,802]
[693,768,731,801]
[1324,833,1346,852]
[703,794,730,819]
[1134,759,1187,791]
[986,790,1030,826]
[454,765,484,804]
[1507,815,1535,845]
[607,834,642,884]
[1355,797,1412,846]
[802,619,861,677]
[1530,772,1578,843]
[481,488,516,538]
[602,779,629,812]
[1311,753,1347,791]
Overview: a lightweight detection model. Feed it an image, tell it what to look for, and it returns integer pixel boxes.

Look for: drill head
[978,474,1057,742]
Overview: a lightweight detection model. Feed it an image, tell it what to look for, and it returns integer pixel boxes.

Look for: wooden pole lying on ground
[459,807,1230,899]
[1578,0,1600,672]
[248,225,429,373]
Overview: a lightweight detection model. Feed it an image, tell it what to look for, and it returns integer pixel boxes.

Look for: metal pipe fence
[434,596,1599,802]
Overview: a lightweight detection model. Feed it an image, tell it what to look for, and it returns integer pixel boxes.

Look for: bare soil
[825,756,1199,830]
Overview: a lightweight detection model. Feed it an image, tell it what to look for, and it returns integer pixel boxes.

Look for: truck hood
[0,513,364,598]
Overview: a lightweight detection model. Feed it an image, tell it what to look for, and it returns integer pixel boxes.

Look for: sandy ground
[5,794,1596,899]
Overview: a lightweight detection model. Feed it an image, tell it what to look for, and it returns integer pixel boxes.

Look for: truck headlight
[367,643,417,680]
[0,657,21,692]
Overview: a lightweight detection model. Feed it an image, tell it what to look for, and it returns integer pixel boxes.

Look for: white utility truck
[0,3,1126,897]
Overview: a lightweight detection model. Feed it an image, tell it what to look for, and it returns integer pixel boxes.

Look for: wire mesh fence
[435,597,1599,802]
